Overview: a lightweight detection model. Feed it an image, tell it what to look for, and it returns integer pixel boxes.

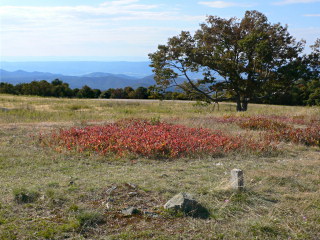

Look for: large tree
[149,10,305,111]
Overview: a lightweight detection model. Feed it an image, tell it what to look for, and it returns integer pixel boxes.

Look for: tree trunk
[236,99,242,111]
[242,100,248,111]
[236,98,249,112]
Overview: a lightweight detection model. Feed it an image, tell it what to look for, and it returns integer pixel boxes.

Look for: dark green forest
[0,79,188,101]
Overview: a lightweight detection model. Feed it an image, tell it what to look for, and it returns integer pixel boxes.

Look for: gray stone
[231,169,244,190]
[121,207,140,216]
[164,192,209,219]
[106,185,117,195]
[164,192,195,210]
[143,211,159,218]
[160,174,169,178]
[126,183,137,189]
[128,192,138,197]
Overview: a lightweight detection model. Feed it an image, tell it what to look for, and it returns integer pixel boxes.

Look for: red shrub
[237,117,288,131]
[206,115,320,147]
[41,119,270,158]
[267,126,320,147]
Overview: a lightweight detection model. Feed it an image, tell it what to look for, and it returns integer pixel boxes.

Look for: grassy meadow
[0,94,319,239]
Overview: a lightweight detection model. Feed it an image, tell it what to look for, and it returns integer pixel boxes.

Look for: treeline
[257,79,320,106]
[0,78,319,105]
[0,79,189,100]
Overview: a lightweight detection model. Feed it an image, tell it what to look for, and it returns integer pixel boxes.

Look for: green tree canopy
[77,85,95,98]
[149,10,306,111]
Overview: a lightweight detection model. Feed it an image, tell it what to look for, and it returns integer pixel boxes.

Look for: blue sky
[0,0,319,61]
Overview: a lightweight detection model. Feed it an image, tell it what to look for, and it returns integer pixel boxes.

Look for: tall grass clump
[13,188,40,204]
[76,210,105,229]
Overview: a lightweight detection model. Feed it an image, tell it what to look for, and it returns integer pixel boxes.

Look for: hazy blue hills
[0,61,152,77]
[0,69,156,90]
[0,61,198,90]
[81,72,138,80]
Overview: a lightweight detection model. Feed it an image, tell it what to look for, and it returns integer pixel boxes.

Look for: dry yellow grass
[0,94,319,239]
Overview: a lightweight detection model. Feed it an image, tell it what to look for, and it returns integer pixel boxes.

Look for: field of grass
[0,94,319,239]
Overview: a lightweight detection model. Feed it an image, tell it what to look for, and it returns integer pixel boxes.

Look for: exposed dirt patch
[80,183,191,236]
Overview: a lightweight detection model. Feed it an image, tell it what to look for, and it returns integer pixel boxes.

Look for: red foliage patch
[266,126,320,147]
[209,115,320,147]
[236,116,288,131]
[41,119,269,158]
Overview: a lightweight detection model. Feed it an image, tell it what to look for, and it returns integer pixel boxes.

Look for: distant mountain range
[0,61,203,90]
[0,69,156,90]
[0,61,152,77]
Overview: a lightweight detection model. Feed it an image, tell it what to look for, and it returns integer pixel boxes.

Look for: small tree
[147,85,165,100]
[0,82,16,94]
[51,79,73,97]
[131,87,149,99]
[110,88,125,99]
[77,85,95,98]
[149,10,305,111]
[124,86,134,98]
[100,90,111,99]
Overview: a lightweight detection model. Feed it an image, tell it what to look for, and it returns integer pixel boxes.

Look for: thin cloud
[290,27,320,49]
[273,0,320,5]
[0,1,205,58]
[198,1,252,8]
[304,13,320,16]
[101,0,140,6]
[0,3,194,24]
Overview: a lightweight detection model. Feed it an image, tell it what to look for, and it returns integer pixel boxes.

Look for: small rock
[121,207,140,216]
[230,169,244,190]
[106,202,112,209]
[128,192,138,196]
[144,211,159,218]
[164,192,195,210]
[106,185,117,195]
[160,174,169,178]
[164,192,210,219]
[126,183,137,189]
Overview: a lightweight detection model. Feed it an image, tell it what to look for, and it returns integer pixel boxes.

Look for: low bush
[267,126,320,147]
[13,188,40,204]
[76,210,105,229]
[41,119,271,159]
[237,116,288,131]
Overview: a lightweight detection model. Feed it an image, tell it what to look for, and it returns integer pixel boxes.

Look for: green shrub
[249,222,287,238]
[76,210,105,228]
[68,203,80,212]
[13,188,40,204]
[69,104,91,111]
